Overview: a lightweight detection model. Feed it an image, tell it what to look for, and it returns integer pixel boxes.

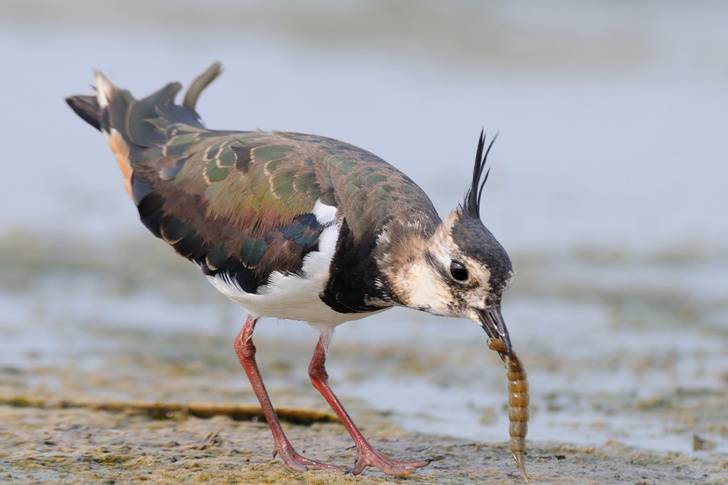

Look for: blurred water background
[1,0,726,457]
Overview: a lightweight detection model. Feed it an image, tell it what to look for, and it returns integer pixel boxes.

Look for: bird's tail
[65,62,222,199]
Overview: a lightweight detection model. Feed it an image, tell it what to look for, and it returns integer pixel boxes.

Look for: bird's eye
[450,260,469,281]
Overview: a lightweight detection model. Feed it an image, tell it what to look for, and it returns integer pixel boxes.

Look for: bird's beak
[475,306,512,357]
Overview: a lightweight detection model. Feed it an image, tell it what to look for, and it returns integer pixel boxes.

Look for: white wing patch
[207,200,377,329]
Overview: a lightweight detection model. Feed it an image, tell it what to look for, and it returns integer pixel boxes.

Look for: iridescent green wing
[101,80,441,296]
[114,85,332,292]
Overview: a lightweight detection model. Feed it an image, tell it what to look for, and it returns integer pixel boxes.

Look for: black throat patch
[320,219,395,314]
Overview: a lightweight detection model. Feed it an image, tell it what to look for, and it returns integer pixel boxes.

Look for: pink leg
[308,332,430,476]
[234,316,343,472]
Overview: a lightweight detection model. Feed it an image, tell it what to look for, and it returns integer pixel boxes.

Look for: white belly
[206,201,387,330]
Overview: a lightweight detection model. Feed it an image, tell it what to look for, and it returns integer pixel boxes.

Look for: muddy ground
[1,396,725,484]
[1,237,727,484]
[1,338,725,485]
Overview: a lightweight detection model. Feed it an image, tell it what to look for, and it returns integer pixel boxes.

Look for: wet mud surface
[1,330,726,484]
[1,237,727,483]
[1,395,725,484]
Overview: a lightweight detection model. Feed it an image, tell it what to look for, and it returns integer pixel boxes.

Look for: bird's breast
[206,200,388,328]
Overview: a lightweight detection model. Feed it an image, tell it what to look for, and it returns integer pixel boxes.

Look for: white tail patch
[92,72,133,201]
[94,71,114,109]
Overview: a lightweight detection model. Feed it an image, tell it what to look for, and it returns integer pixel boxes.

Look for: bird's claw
[274,446,346,473]
[349,446,430,476]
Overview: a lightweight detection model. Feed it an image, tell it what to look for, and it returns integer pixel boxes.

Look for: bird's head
[379,132,514,354]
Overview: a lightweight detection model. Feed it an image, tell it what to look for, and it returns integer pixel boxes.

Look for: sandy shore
[1,391,726,484]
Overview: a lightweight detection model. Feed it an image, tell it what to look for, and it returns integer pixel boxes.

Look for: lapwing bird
[66,63,515,477]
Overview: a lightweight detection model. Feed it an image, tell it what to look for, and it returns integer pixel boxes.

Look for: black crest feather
[462,130,497,219]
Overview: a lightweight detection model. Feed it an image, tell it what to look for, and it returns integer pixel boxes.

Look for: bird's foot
[275,446,346,473]
[350,446,430,476]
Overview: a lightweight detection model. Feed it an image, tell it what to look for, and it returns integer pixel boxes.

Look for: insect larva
[488,338,529,482]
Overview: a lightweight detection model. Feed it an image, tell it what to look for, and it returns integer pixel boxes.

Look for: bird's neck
[373,218,440,308]
[320,213,443,314]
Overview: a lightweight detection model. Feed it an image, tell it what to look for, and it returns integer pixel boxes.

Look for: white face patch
[207,200,387,330]
[383,211,497,319]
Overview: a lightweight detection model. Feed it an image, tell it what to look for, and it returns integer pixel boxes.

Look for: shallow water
[1,237,725,460]
[1,0,727,467]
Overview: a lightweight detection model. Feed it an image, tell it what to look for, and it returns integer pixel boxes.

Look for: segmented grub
[488,338,529,482]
